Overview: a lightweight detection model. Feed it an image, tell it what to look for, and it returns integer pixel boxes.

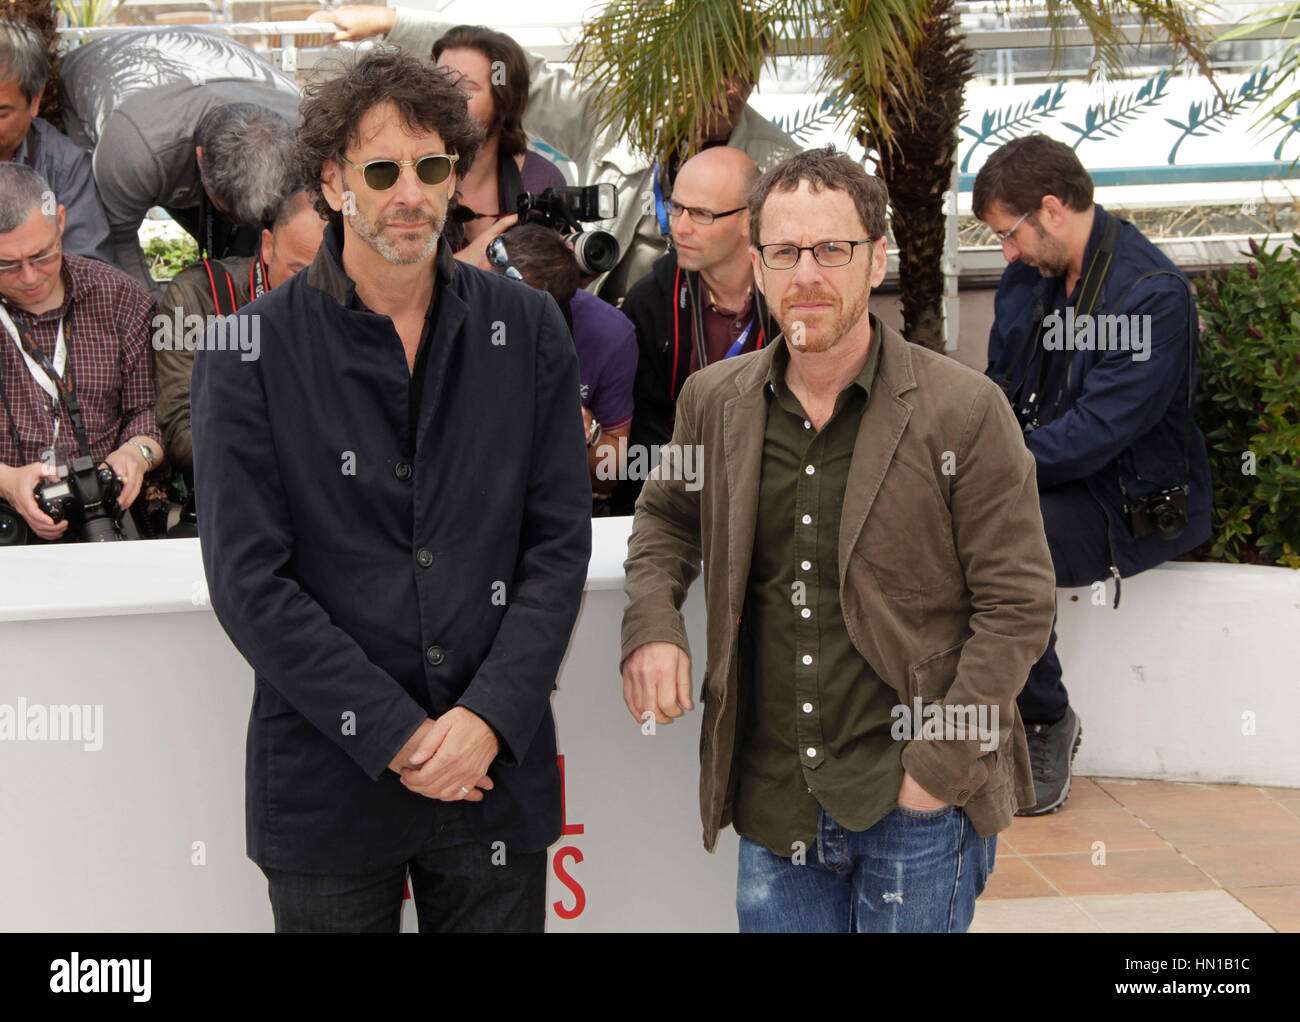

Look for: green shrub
[1194,235,1300,568]
[143,235,198,283]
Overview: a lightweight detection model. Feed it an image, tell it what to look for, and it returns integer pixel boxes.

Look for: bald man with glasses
[612,146,781,514]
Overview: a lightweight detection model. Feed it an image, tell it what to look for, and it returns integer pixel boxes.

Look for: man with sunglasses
[620,147,1056,931]
[0,164,163,542]
[975,134,1212,816]
[191,50,590,933]
[612,146,779,514]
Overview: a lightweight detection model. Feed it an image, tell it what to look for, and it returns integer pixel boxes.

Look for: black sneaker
[1016,706,1082,816]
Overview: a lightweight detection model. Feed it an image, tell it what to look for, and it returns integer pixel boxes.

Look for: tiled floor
[971,777,1300,932]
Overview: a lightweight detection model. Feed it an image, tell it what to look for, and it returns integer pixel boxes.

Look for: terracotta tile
[981,853,1059,900]
[1180,843,1300,888]
[971,896,1098,933]
[1060,776,1125,812]
[1096,778,1274,814]
[1259,787,1300,819]
[1140,799,1300,847]
[1070,890,1272,933]
[1228,885,1300,932]
[1005,808,1169,855]
[1028,848,1215,896]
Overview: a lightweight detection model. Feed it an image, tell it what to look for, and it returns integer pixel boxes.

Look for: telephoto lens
[0,500,29,545]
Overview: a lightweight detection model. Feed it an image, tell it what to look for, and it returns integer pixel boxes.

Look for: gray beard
[349,206,444,265]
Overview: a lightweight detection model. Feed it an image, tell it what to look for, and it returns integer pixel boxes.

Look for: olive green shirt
[733,317,905,856]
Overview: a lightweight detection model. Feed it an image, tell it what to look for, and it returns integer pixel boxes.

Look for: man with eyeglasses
[190,50,590,932]
[0,20,114,266]
[612,146,779,514]
[974,134,1212,816]
[620,146,1056,931]
[0,164,163,543]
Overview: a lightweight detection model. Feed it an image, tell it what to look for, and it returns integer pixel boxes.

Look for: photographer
[432,25,565,266]
[486,224,634,505]
[975,135,1213,815]
[0,165,163,543]
[59,28,300,295]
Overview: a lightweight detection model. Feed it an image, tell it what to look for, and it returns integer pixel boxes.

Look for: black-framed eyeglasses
[756,238,876,270]
[992,208,1034,246]
[0,238,62,278]
[340,153,460,191]
[664,200,746,226]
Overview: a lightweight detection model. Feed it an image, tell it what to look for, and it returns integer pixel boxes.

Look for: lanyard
[723,316,756,360]
[250,255,268,298]
[0,303,65,406]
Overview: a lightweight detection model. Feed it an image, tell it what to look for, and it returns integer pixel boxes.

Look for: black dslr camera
[34,453,126,542]
[1126,485,1189,540]
[516,184,620,275]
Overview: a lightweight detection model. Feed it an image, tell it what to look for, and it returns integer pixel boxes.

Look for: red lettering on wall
[558,754,584,836]
[552,847,586,919]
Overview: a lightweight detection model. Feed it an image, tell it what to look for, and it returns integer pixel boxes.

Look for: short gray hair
[195,102,296,228]
[0,19,49,103]
[0,163,54,234]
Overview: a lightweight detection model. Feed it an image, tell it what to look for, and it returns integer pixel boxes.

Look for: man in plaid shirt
[0,164,163,542]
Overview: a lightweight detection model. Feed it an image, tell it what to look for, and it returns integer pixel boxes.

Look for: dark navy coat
[192,224,591,873]
[986,205,1213,580]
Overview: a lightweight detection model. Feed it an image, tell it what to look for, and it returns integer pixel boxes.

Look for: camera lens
[0,503,28,546]
[571,230,620,275]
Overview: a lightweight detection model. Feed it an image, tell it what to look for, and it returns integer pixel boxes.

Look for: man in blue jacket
[191,49,591,931]
[975,135,1212,815]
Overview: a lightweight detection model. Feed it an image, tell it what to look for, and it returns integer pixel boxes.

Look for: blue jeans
[736,805,996,932]
[260,802,547,933]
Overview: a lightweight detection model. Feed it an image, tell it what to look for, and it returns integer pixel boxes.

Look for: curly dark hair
[748,145,889,247]
[433,25,532,159]
[296,49,484,228]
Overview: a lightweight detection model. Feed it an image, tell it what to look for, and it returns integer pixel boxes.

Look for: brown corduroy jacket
[621,317,1058,852]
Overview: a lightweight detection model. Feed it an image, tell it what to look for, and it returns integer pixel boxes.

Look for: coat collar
[720,313,918,621]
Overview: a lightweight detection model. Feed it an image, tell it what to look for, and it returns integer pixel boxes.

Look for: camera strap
[1107,269,1197,507]
[498,151,525,218]
[0,302,93,460]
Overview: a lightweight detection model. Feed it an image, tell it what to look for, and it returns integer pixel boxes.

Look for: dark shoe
[1016,706,1082,816]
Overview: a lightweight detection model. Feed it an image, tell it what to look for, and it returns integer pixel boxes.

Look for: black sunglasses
[340,153,459,191]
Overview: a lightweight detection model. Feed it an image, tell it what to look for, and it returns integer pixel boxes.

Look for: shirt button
[803,419,811,429]
[425,645,444,666]
[805,464,815,475]
[801,560,811,571]
[802,702,813,713]
[801,608,811,619]
[802,654,812,665]
[801,514,811,525]
[394,462,412,481]
[806,747,817,758]
[416,548,434,568]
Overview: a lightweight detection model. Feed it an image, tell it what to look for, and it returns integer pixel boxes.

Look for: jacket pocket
[907,638,968,702]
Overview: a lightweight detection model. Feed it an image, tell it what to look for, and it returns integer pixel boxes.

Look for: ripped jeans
[736,805,996,932]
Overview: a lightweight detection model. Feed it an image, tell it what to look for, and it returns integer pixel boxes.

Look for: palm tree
[573,1,1218,352]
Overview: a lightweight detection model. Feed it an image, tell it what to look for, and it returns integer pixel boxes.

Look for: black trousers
[1018,481,1112,725]
[260,802,548,933]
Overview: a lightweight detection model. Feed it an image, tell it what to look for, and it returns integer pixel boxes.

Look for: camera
[0,499,28,546]
[516,184,620,275]
[34,453,126,542]
[1126,485,1189,540]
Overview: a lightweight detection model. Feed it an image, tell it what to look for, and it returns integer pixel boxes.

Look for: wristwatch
[586,417,602,448]
[129,440,157,469]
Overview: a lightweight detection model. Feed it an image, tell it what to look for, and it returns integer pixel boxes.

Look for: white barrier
[1,521,1295,931]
